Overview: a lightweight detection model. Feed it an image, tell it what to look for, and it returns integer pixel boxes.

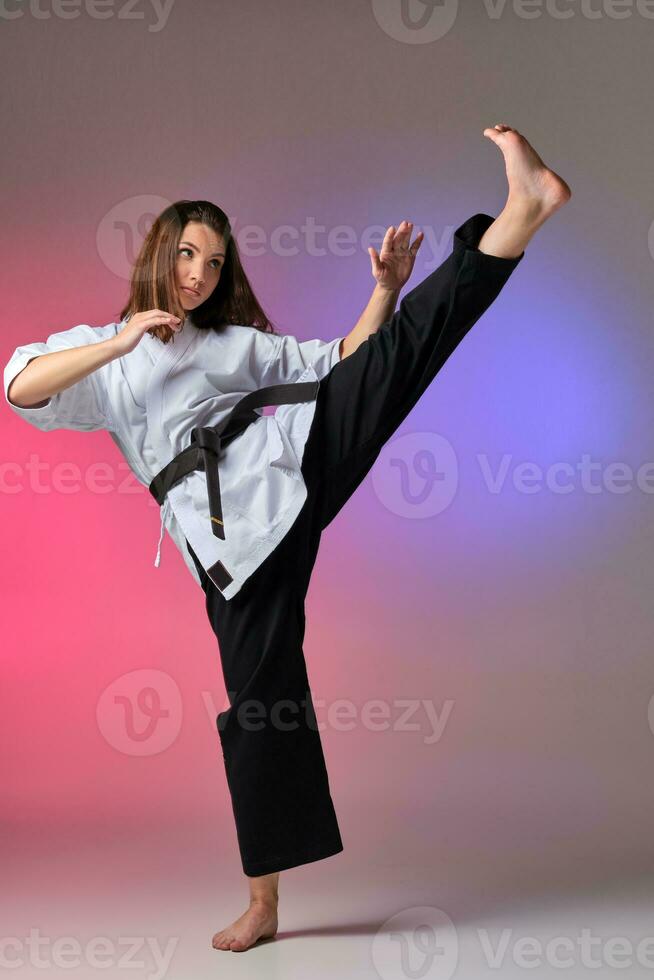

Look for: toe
[499,128,524,148]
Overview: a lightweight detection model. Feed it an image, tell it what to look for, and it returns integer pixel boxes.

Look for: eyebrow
[179,240,225,259]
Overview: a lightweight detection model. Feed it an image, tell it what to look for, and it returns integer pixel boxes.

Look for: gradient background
[2,1,654,977]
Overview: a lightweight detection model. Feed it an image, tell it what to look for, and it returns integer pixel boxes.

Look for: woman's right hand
[111,310,182,356]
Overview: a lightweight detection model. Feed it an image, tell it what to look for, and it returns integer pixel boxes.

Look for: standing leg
[186,471,341,951]
[302,126,570,527]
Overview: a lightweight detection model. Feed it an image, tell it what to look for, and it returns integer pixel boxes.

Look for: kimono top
[3,316,344,599]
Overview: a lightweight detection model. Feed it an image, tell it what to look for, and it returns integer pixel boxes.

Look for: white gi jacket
[4,317,343,599]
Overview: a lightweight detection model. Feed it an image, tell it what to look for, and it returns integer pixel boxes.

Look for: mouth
[181,286,201,298]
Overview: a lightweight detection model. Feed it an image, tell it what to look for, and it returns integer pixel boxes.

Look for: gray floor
[6,841,654,979]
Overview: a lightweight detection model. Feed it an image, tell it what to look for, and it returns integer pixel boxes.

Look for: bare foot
[211,899,278,952]
[483,123,571,223]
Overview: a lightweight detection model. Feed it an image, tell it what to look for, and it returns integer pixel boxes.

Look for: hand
[111,309,182,356]
[369,220,424,291]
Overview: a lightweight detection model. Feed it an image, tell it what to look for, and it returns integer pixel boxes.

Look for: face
[175,221,226,311]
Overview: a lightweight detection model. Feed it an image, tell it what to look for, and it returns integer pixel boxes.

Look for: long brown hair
[118,200,276,344]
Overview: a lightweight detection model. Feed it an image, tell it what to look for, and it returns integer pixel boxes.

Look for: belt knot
[191,426,223,456]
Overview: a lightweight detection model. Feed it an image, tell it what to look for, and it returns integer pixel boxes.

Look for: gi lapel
[145,323,199,469]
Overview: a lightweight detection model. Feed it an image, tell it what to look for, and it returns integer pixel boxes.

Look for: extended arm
[339,219,424,360]
[340,284,399,360]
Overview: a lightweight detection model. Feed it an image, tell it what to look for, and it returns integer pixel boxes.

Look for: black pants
[186,213,523,877]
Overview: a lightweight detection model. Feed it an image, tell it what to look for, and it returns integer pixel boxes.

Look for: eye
[178,247,193,258]
[209,259,222,270]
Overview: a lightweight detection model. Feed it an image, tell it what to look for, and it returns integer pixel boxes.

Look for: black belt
[149,380,319,588]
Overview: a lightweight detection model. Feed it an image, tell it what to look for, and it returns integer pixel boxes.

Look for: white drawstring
[154,498,171,568]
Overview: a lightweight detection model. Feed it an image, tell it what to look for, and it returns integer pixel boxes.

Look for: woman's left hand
[369,220,424,291]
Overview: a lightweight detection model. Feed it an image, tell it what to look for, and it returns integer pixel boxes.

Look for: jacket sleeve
[3,323,117,432]
[261,331,343,386]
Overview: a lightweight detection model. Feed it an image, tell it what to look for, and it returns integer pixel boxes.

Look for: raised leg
[302,210,522,528]
[302,126,570,528]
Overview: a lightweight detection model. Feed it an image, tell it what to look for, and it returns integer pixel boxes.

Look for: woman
[4,124,570,953]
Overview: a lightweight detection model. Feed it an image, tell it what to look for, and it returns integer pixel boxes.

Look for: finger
[379,226,396,259]
[409,231,424,256]
[149,315,181,330]
[408,228,423,247]
[398,222,418,257]
[393,220,412,248]
[369,246,382,276]
[150,309,180,319]
[149,310,181,323]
